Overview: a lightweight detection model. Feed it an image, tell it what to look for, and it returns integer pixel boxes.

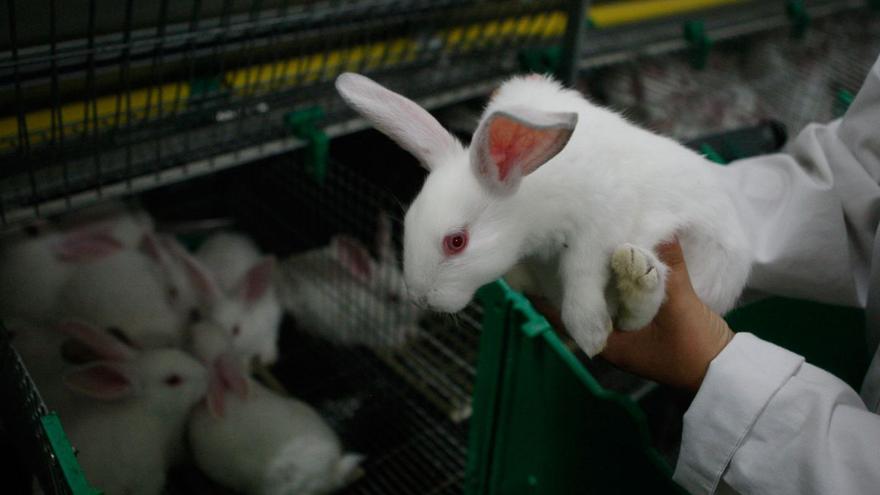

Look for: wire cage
[3,0,880,493]
[0,0,572,227]
[140,148,485,494]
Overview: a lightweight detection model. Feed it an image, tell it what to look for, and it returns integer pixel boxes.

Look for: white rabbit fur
[55,248,188,349]
[188,378,363,495]
[195,232,282,365]
[62,347,208,495]
[336,73,750,356]
[276,214,423,348]
[0,205,156,325]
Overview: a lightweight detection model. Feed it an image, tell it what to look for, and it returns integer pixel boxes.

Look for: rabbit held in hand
[276,212,422,348]
[188,379,363,495]
[336,73,750,356]
[62,344,208,495]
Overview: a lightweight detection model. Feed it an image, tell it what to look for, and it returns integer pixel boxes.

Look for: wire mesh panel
[593,7,880,140]
[1,0,568,227]
[0,323,97,495]
[133,148,481,493]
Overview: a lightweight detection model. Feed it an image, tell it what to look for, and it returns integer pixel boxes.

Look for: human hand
[529,239,734,391]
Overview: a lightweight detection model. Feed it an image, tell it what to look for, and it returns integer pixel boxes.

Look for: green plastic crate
[464,282,870,495]
[466,280,687,495]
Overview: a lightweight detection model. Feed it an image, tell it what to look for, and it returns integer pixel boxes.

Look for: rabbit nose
[412,295,428,308]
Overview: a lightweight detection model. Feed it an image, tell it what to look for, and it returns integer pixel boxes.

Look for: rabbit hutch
[1,1,878,494]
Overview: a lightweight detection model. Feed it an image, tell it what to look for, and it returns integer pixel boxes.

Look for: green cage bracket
[465,279,685,495]
[786,0,811,39]
[699,143,727,164]
[834,89,855,117]
[41,414,101,495]
[284,106,329,184]
[519,45,563,76]
[683,20,713,70]
[188,76,226,103]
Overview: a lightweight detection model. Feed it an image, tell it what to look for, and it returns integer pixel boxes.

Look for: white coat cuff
[673,333,804,494]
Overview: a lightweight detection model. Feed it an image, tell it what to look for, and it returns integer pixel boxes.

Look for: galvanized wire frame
[1,0,569,227]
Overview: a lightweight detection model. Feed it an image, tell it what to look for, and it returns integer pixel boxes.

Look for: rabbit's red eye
[442,231,468,256]
[164,374,182,387]
[167,287,179,301]
[232,325,241,337]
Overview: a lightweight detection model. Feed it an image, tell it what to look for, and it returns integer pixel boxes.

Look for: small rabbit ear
[375,212,396,265]
[335,73,460,171]
[237,257,275,306]
[161,236,222,302]
[214,353,249,400]
[331,235,373,283]
[53,320,138,362]
[53,228,124,262]
[206,374,227,419]
[63,362,133,401]
[470,107,577,194]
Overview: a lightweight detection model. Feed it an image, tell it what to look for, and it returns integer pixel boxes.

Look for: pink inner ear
[54,229,124,262]
[335,236,373,281]
[240,258,274,305]
[486,115,569,182]
[207,375,227,418]
[53,321,137,362]
[64,364,131,400]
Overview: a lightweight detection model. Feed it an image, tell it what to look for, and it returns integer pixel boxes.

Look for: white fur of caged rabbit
[336,73,751,356]
[194,231,282,365]
[275,212,423,349]
[58,325,208,495]
[188,377,363,495]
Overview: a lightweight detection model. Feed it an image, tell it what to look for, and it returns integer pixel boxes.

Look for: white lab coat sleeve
[716,56,880,308]
[674,333,880,494]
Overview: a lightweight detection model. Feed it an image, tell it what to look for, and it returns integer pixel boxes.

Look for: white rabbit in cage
[53,233,195,350]
[59,330,208,495]
[194,231,282,365]
[188,377,364,495]
[0,221,127,324]
[336,72,751,357]
[275,212,424,348]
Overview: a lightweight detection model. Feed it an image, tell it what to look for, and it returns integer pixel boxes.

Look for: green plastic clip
[786,0,811,39]
[699,143,727,165]
[41,413,102,495]
[683,21,713,70]
[518,45,562,76]
[834,89,855,117]
[284,106,329,184]
[188,76,225,103]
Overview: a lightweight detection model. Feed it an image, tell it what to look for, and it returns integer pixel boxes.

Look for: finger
[655,236,686,269]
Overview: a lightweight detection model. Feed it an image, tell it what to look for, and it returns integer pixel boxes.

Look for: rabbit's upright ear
[63,362,134,401]
[237,257,275,307]
[161,235,222,303]
[331,235,373,284]
[471,107,577,195]
[54,320,138,362]
[335,73,460,170]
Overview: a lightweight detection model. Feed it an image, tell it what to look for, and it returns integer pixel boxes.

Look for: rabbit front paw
[611,243,667,331]
[562,300,613,358]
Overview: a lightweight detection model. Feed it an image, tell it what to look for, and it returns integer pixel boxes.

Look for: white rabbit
[54,235,191,349]
[10,319,140,421]
[61,345,208,495]
[195,232,281,365]
[0,222,126,323]
[336,73,750,357]
[275,212,423,348]
[188,378,363,495]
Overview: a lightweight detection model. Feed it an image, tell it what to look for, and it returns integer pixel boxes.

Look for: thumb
[656,237,692,291]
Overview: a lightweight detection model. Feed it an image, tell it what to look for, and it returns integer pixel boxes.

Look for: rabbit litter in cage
[275,211,424,349]
[336,72,751,357]
[189,377,364,495]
